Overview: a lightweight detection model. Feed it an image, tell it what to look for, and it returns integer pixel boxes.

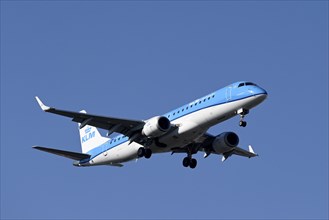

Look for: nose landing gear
[237,108,249,127]
[239,120,247,127]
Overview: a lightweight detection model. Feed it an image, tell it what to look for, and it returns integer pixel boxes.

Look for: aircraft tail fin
[78,110,110,153]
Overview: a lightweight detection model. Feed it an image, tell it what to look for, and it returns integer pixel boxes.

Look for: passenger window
[199,101,201,104]
[208,97,210,100]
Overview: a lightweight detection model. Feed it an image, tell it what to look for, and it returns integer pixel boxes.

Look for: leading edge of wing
[34,97,145,132]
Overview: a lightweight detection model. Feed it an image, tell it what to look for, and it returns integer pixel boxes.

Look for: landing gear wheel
[137,147,145,157]
[144,148,152,159]
[183,157,190,167]
[237,108,249,127]
[239,121,247,127]
[189,158,197,169]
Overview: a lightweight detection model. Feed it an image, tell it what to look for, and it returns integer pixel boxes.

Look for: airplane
[33,81,267,169]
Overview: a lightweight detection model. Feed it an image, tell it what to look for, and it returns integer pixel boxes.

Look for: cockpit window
[238,82,257,87]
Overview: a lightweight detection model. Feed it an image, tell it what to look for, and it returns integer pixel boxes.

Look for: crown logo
[85,127,92,134]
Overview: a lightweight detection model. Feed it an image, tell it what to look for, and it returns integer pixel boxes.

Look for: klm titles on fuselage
[82,126,95,143]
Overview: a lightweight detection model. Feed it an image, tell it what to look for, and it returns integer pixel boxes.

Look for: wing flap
[33,146,91,161]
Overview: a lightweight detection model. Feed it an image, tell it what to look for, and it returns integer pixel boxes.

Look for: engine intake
[142,116,171,138]
[212,132,239,154]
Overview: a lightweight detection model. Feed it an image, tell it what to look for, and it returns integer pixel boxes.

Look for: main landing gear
[181,144,199,169]
[182,157,197,169]
[237,108,249,127]
[137,147,152,159]
[182,155,197,169]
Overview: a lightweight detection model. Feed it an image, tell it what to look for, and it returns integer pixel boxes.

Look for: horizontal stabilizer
[33,146,91,161]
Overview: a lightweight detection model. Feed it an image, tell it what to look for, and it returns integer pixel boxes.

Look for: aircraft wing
[232,145,258,158]
[177,133,258,161]
[35,97,145,138]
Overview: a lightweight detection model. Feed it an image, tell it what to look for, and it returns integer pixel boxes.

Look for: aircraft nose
[253,87,268,104]
[249,86,267,96]
[260,89,268,101]
[248,86,268,104]
[259,87,268,96]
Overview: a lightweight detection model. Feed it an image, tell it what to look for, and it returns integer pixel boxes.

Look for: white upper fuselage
[81,82,267,166]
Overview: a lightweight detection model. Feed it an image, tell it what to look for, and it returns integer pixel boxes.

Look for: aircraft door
[226,87,232,101]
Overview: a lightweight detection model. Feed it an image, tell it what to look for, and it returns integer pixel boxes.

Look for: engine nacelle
[142,116,171,138]
[212,132,239,154]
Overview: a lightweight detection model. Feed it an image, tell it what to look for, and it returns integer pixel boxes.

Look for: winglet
[248,145,258,156]
[35,96,50,111]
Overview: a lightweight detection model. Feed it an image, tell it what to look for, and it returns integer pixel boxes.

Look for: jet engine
[212,132,239,154]
[142,116,171,138]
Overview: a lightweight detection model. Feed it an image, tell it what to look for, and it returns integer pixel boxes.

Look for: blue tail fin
[78,110,110,153]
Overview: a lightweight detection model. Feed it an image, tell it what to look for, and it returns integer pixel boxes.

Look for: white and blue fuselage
[78,81,267,166]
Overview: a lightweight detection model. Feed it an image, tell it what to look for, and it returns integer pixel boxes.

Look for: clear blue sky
[1,1,328,219]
